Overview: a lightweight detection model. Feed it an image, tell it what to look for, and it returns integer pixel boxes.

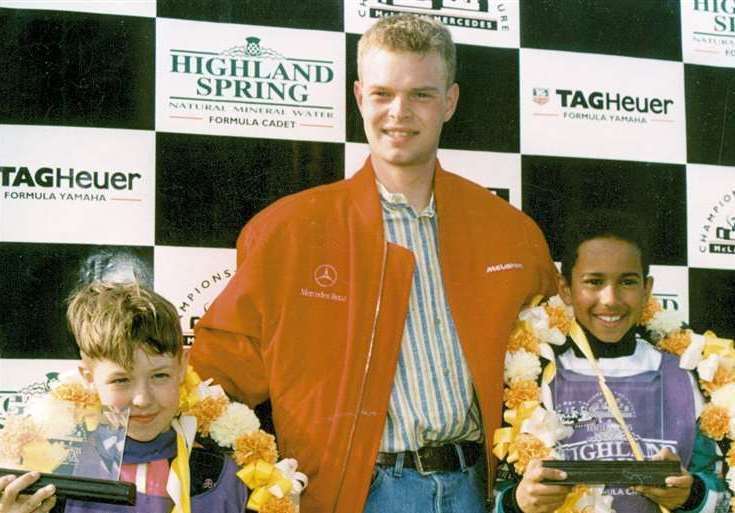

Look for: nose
[131,382,153,408]
[599,284,619,306]
[388,94,410,120]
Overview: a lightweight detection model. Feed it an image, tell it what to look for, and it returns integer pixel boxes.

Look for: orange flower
[700,366,735,397]
[261,497,295,513]
[657,330,691,356]
[51,383,100,407]
[514,433,550,474]
[639,298,662,326]
[503,381,540,409]
[508,322,539,354]
[545,305,572,335]
[188,396,229,437]
[699,404,730,441]
[233,430,278,466]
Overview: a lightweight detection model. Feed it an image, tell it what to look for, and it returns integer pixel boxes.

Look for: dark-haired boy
[496,211,728,513]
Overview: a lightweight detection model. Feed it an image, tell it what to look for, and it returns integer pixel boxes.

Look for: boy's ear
[559,274,573,306]
[644,275,654,297]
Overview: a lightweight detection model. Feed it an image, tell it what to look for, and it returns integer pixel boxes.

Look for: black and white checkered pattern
[1,1,734,394]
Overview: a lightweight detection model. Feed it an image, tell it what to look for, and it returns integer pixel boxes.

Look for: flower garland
[492,296,735,513]
[0,366,306,513]
[177,366,307,513]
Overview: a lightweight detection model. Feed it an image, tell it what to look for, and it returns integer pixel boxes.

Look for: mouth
[130,413,158,424]
[593,313,625,326]
[382,128,418,140]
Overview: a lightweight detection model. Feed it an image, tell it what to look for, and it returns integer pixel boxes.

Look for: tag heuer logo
[533,87,549,105]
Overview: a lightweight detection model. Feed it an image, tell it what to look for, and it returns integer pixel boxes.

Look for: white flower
[679,333,705,370]
[729,415,735,440]
[575,486,614,513]
[646,309,683,340]
[697,354,721,382]
[209,402,260,448]
[547,295,567,310]
[520,307,565,345]
[275,458,309,497]
[27,395,77,439]
[711,383,735,414]
[521,407,573,447]
[504,349,541,386]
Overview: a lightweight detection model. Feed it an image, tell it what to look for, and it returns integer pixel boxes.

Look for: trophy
[0,379,136,505]
[542,460,682,486]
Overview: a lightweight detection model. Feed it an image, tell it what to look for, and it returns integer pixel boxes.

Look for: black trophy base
[0,468,136,505]
[541,460,682,486]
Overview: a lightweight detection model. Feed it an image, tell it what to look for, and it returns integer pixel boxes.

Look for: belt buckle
[412,447,435,476]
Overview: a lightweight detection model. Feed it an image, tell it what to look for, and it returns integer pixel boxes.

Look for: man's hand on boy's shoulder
[0,472,56,513]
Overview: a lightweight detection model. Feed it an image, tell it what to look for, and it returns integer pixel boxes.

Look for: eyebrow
[581,272,642,278]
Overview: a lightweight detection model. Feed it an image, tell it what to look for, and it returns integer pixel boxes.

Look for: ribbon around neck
[166,416,197,513]
[568,321,670,513]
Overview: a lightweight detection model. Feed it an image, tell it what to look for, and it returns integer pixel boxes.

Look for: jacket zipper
[333,241,389,510]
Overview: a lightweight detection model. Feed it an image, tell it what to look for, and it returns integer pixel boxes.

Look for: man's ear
[353,80,364,114]
[443,82,459,122]
[559,274,573,306]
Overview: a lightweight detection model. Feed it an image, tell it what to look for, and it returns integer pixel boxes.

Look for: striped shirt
[377,182,483,452]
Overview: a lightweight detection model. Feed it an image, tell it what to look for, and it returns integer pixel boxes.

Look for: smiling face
[82,347,187,441]
[560,237,653,343]
[354,48,458,176]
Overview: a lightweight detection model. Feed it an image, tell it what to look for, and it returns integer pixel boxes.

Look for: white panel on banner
[520,49,686,164]
[0,1,155,17]
[0,359,81,425]
[681,0,735,68]
[156,18,346,143]
[0,125,155,246]
[153,246,236,347]
[344,1,519,48]
[344,143,521,208]
[687,163,735,269]
[650,264,690,324]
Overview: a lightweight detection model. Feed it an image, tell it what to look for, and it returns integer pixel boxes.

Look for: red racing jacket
[191,158,558,513]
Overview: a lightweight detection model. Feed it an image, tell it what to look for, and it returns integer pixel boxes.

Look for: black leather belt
[375,441,482,473]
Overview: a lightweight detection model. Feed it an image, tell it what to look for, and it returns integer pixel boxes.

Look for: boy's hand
[515,459,571,513]
[634,448,693,510]
[0,472,56,513]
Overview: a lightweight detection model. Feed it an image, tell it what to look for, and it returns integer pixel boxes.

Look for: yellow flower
[513,433,550,474]
[545,304,572,335]
[508,322,540,354]
[657,330,691,356]
[726,446,735,468]
[639,297,662,326]
[700,366,735,397]
[260,497,296,513]
[234,430,278,466]
[188,396,229,437]
[51,383,100,407]
[503,381,540,409]
[699,404,730,441]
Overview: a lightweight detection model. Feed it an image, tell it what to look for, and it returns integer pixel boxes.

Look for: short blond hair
[357,14,456,87]
[67,281,182,369]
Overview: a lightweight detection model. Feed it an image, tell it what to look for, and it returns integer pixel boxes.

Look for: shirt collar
[376,180,436,218]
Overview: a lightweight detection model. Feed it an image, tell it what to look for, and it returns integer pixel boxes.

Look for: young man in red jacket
[191,14,557,513]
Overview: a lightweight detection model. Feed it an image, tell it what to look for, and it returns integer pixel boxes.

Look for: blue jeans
[363,452,488,513]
